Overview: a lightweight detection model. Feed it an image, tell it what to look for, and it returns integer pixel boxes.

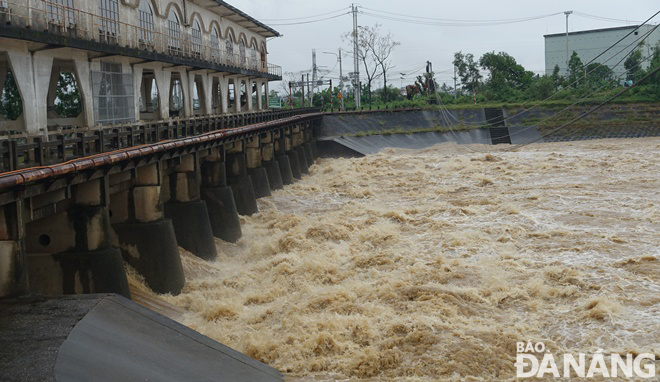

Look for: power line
[585,10,660,67]
[360,7,564,24]
[360,8,564,27]
[448,18,660,133]
[267,12,350,26]
[510,64,660,150]
[573,12,647,24]
[259,7,351,21]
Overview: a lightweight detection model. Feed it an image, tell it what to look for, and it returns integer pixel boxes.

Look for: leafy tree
[453,52,482,94]
[567,51,584,88]
[551,64,563,89]
[479,51,534,101]
[343,24,385,107]
[0,71,23,121]
[585,62,616,89]
[527,75,556,100]
[624,49,643,83]
[373,85,403,103]
[54,72,82,118]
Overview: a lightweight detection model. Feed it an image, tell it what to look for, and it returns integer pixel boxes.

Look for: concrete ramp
[319,129,493,156]
[0,295,282,382]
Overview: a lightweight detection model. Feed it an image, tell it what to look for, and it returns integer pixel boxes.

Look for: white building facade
[0,0,282,135]
[544,24,660,79]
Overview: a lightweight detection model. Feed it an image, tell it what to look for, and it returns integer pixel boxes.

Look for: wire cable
[584,10,660,67]
[360,11,563,27]
[573,12,647,24]
[444,20,660,134]
[509,64,660,151]
[267,12,351,26]
[259,7,351,22]
[360,7,563,24]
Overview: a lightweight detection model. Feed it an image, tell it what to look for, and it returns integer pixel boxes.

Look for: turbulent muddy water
[130,138,659,381]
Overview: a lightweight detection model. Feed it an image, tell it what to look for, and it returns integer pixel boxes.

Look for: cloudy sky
[237,1,658,93]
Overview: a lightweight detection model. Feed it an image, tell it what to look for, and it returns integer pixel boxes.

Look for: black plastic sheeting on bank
[0,295,282,382]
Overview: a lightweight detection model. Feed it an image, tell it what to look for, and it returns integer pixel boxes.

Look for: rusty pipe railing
[0,111,323,190]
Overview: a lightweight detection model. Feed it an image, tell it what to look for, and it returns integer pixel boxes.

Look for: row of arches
[135,0,267,68]
[44,0,267,69]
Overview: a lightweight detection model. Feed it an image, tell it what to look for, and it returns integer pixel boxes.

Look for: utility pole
[453,64,458,99]
[338,48,344,111]
[338,48,343,91]
[311,49,317,105]
[564,10,573,77]
[301,74,305,107]
[306,73,311,106]
[352,4,361,109]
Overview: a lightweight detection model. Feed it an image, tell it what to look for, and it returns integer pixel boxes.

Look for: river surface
[129,138,659,381]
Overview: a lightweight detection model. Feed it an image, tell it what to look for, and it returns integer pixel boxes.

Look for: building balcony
[0,0,282,80]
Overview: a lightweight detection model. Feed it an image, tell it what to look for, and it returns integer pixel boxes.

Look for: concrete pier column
[292,125,309,175]
[0,201,26,298]
[296,146,310,175]
[282,128,302,179]
[311,140,320,159]
[246,135,271,198]
[200,147,242,243]
[260,132,283,190]
[162,154,217,261]
[25,178,130,298]
[303,143,315,166]
[133,65,144,122]
[7,45,53,135]
[246,79,254,112]
[264,81,270,110]
[256,80,263,110]
[72,56,95,128]
[153,66,172,120]
[226,141,258,216]
[111,163,185,295]
[217,74,229,114]
[274,130,295,185]
[287,150,303,180]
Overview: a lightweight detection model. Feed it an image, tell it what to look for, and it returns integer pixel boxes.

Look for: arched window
[167,10,181,54]
[239,38,246,66]
[138,0,154,44]
[191,19,202,58]
[250,41,258,70]
[210,27,220,62]
[98,0,119,41]
[226,34,234,64]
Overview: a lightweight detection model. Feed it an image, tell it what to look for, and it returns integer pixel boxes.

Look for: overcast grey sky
[238,1,659,92]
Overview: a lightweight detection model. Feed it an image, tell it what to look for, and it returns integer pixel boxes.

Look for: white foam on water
[128,138,660,380]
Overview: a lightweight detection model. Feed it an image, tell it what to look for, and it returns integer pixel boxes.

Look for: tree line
[281,23,660,110]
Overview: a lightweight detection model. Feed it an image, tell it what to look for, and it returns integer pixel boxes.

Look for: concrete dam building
[544,24,660,78]
[0,0,282,135]
[0,2,319,379]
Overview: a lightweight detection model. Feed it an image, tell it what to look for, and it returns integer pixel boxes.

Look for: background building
[545,24,660,79]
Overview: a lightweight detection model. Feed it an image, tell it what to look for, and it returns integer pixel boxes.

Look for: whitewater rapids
[129,138,659,381]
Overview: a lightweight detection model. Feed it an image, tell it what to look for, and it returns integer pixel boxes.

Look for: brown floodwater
[128,138,659,381]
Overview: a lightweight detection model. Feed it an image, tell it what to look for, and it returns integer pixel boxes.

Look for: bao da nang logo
[516,341,657,378]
